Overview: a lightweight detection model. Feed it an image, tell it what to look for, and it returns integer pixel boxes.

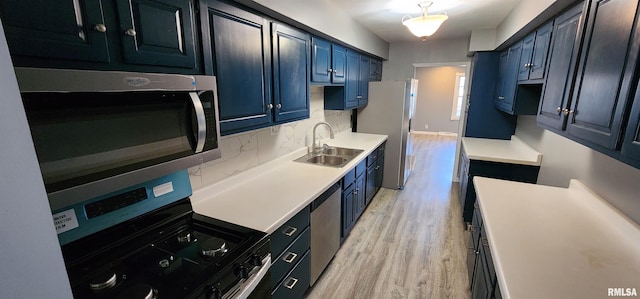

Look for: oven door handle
[189,92,206,153]
[235,254,271,299]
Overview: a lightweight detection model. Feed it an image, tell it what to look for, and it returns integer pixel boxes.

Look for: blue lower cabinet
[270,206,309,258]
[271,228,310,287]
[270,206,311,299]
[272,250,311,299]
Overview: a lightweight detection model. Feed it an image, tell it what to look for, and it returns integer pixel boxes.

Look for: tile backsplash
[189,86,351,190]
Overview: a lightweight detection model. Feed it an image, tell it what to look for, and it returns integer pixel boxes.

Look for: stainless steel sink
[322,147,362,157]
[294,146,364,168]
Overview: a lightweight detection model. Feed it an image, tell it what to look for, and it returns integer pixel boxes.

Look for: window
[451,72,466,120]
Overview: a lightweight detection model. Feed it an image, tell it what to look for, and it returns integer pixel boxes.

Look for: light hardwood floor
[306,134,471,299]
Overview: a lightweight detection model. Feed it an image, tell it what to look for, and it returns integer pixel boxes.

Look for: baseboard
[412,131,458,137]
[412,131,438,135]
[438,131,458,137]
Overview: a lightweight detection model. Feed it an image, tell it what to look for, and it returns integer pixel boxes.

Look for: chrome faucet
[312,121,335,153]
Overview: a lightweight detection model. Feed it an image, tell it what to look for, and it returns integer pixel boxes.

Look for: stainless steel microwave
[15,67,221,210]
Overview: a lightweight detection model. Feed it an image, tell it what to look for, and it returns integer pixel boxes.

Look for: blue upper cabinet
[310,37,346,84]
[311,37,331,83]
[494,41,522,114]
[272,23,310,123]
[0,0,199,73]
[332,44,347,84]
[464,52,516,140]
[358,54,370,106]
[517,21,553,81]
[324,49,369,110]
[201,0,310,135]
[538,3,585,131]
[115,0,197,69]
[567,0,640,150]
[345,49,361,109]
[0,0,110,63]
[517,33,535,81]
[528,22,553,80]
[201,0,273,135]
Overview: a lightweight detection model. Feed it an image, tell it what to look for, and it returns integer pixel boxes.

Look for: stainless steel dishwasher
[310,182,342,286]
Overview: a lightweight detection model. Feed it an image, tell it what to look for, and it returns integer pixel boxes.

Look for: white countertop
[474,177,640,299]
[191,132,387,234]
[462,136,542,166]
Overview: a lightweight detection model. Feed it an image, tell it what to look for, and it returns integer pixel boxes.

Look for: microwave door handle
[189,92,206,153]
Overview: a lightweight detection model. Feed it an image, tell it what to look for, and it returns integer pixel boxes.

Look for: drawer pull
[282,252,298,264]
[283,226,298,237]
[284,277,299,289]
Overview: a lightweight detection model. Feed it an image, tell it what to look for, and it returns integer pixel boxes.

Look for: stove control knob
[205,286,222,299]
[249,254,262,267]
[234,265,249,279]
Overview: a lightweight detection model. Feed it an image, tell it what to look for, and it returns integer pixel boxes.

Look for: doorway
[412,62,470,182]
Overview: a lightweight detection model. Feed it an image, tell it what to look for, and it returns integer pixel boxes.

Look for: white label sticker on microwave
[153,182,174,198]
[53,209,79,234]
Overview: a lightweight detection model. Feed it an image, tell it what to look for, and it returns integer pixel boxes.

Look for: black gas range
[57,172,271,299]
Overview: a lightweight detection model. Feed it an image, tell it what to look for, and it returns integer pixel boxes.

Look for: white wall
[382,38,471,81]
[495,0,556,47]
[414,66,465,133]
[0,23,73,297]
[189,86,351,189]
[468,29,498,52]
[515,116,640,225]
[236,0,389,59]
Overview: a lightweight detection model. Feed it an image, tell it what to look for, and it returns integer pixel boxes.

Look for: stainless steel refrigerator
[358,79,418,189]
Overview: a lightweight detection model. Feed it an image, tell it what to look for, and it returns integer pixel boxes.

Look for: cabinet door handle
[562,109,575,116]
[268,103,274,110]
[498,96,505,100]
[556,107,562,114]
[284,277,299,289]
[276,103,282,109]
[282,252,298,263]
[328,68,333,73]
[94,23,107,33]
[125,28,137,37]
[283,226,297,237]
[375,166,380,170]
[356,96,363,99]
[333,69,338,73]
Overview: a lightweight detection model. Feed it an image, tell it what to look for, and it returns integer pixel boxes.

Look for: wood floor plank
[305,135,471,299]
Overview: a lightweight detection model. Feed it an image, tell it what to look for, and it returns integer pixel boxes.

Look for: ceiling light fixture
[402,1,448,40]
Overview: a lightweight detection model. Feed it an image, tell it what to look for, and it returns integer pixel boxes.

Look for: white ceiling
[326,0,522,43]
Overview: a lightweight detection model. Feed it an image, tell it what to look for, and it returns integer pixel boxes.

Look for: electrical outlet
[425,125,429,129]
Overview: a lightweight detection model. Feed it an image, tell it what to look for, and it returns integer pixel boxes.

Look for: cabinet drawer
[271,206,310,259]
[271,227,310,288]
[342,168,356,188]
[272,250,311,299]
[355,159,367,178]
[367,150,378,167]
[377,143,386,157]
